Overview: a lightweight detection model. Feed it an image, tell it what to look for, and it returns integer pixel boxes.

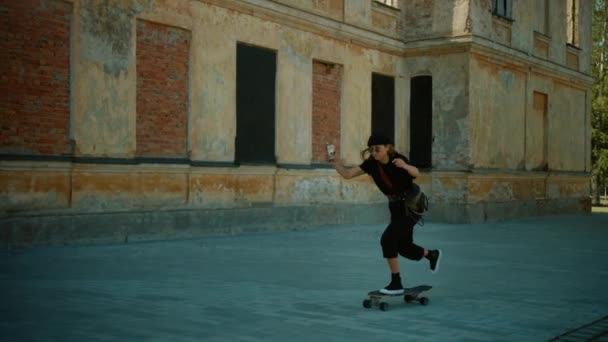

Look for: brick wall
[312,61,342,163]
[0,0,72,155]
[136,20,190,158]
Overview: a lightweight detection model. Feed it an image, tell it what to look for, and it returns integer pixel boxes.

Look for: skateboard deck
[363,285,432,311]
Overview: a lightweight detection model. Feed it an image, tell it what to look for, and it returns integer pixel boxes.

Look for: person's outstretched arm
[332,160,365,179]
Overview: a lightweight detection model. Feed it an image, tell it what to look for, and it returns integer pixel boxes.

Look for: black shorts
[380,201,425,260]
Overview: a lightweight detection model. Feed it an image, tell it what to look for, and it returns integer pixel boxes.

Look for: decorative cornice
[469,35,595,88]
[198,0,593,88]
[198,0,405,55]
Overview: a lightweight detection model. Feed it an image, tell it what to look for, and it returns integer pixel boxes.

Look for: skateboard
[362,285,432,311]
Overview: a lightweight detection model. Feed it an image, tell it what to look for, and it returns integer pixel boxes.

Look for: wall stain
[498,70,513,89]
[80,0,154,76]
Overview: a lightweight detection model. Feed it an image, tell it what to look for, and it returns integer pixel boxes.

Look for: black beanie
[367,134,392,147]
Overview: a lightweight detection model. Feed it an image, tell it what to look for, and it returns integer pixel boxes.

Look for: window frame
[566,0,580,47]
[492,0,513,20]
[374,0,399,10]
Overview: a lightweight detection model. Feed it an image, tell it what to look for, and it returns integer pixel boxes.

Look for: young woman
[331,134,441,294]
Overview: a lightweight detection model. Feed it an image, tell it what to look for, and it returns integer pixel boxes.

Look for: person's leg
[399,245,441,273]
[380,224,405,294]
[397,217,442,273]
[397,227,425,261]
[386,257,399,273]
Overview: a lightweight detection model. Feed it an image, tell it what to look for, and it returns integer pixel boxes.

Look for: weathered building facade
[1,0,594,246]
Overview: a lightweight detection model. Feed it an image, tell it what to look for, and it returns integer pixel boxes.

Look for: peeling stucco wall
[344,0,371,29]
[73,0,155,157]
[0,0,595,242]
[402,0,470,40]
[469,58,527,170]
[550,83,587,172]
[400,52,470,170]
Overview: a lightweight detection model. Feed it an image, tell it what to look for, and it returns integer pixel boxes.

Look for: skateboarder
[331,134,441,295]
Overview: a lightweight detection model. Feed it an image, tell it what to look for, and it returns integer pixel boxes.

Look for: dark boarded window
[492,0,512,18]
[236,43,276,164]
[371,73,395,143]
[410,76,432,168]
[532,91,549,170]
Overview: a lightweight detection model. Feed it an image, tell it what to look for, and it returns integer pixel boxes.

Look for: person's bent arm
[393,158,419,178]
[401,163,419,178]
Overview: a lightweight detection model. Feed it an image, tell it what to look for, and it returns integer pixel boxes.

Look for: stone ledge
[1,198,590,248]
[1,203,386,248]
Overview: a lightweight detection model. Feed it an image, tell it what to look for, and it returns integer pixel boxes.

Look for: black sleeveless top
[359,153,415,196]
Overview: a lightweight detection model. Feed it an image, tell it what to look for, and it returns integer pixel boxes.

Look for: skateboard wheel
[404,294,415,303]
[379,302,389,311]
[419,297,429,305]
[362,299,372,309]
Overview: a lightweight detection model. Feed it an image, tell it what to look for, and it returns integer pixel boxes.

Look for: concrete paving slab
[1,213,608,341]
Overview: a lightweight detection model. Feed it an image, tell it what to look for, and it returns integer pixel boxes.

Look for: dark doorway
[371,73,395,144]
[410,76,432,168]
[236,43,276,164]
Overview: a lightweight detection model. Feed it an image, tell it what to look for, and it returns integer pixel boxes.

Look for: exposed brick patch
[136,20,190,158]
[0,0,72,155]
[312,61,342,163]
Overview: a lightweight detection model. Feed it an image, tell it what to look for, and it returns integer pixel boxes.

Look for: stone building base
[1,198,590,248]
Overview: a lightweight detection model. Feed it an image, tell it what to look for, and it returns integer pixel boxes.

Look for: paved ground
[1,212,608,341]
